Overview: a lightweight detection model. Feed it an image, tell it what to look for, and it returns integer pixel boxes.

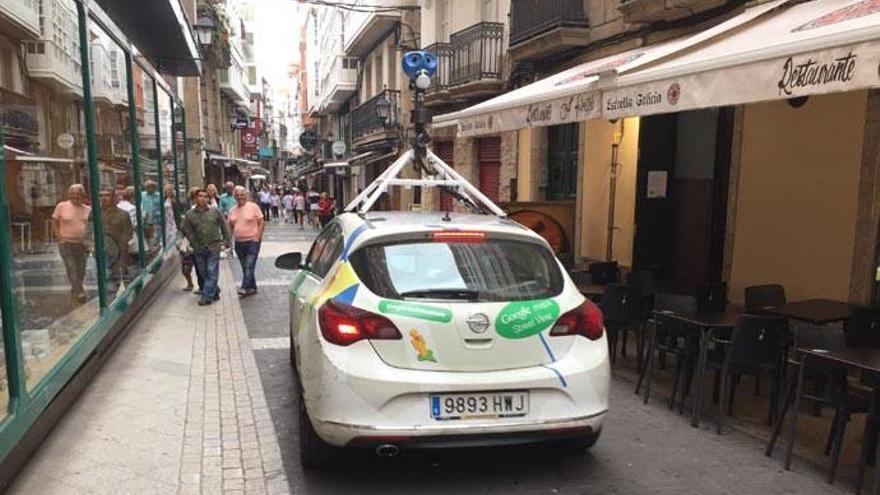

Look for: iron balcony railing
[424,42,452,93]
[509,0,588,47]
[351,89,400,141]
[449,22,503,87]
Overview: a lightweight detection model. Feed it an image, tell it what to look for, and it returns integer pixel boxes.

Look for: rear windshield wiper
[399,289,481,300]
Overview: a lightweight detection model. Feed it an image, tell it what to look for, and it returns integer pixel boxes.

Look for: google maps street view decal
[409,330,437,362]
[312,261,359,307]
[379,300,453,323]
[495,299,560,339]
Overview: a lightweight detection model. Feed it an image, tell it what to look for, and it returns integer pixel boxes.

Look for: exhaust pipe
[375,444,400,458]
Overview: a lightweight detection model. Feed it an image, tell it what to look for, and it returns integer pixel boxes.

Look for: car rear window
[349,238,564,301]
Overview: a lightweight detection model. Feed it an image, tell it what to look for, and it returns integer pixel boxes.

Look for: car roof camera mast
[344,51,506,219]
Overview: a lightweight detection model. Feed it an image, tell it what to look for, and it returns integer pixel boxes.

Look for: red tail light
[318,300,403,346]
[431,230,487,243]
[550,300,604,340]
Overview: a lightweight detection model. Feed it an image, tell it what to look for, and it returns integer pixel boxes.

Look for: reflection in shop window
[5,5,101,391]
[91,24,140,301]
[137,64,163,260]
[157,88,177,244]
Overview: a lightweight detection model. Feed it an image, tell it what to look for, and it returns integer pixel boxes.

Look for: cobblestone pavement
[8,243,291,494]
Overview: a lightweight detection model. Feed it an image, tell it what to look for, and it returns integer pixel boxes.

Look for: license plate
[430,391,529,420]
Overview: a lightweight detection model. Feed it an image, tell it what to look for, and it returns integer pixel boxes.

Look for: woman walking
[293,190,306,229]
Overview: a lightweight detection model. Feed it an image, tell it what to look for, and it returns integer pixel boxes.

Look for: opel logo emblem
[466,313,490,334]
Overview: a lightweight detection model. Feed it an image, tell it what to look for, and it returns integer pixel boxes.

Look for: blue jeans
[193,249,220,301]
[234,240,260,291]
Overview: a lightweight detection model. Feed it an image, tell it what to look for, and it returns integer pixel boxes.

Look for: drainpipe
[606,121,625,262]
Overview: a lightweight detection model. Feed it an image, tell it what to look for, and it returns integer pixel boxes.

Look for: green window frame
[0,0,191,462]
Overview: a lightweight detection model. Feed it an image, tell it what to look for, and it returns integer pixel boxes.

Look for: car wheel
[298,385,338,469]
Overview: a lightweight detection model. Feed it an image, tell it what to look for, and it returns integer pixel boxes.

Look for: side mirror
[275,252,303,271]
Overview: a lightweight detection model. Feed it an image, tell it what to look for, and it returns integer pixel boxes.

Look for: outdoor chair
[705,314,785,434]
[600,284,642,364]
[569,270,593,289]
[696,282,728,313]
[638,293,699,410]
[766,324,867,485]
[588,261,620,286]
[744,284,787,313]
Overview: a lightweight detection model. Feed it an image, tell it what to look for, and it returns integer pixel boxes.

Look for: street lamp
[194,15,216,47]
[375,93,392,125]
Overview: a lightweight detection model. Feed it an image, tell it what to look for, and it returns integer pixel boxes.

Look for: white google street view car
[276,210,611,467]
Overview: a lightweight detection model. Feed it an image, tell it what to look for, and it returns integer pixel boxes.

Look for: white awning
[324,151,375,168]
[604,0,880,119]
[432,0,785,137]
[233,158,261,166]
[3,145,34,156]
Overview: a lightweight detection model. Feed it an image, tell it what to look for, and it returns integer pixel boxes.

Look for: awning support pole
[606,143,619,262]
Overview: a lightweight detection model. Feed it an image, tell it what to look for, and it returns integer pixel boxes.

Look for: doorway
[632,108,734,287]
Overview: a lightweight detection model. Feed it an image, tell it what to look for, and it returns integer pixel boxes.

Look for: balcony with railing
[25,39,82,94]
[509,0,589,61]
[423,42,452,104]
[219,53,251,107]
[447,22,504,97]
[351,89,400,146]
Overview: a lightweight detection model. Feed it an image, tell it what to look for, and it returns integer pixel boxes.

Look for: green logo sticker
[379,300,453,323]
[495,299,560,339]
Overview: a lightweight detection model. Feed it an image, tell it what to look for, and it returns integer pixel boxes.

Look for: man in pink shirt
[53,184,92,303]
[228,186,265,297]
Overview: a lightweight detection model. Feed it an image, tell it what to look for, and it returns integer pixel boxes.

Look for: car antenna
[342,51,506,219]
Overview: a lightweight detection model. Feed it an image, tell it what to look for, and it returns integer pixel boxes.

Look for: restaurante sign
[777,51,857,96]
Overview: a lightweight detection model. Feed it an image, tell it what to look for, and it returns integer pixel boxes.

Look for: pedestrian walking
[293,190,306,229]
[181,188,231,306]
[307,188,320,228]
[282,190,294,223]
[227,186,264,297]
[218,181,236,217]
[317,192,333,228]
[96,189,133,300]
[257,187,272,220]
[53,184,92,304]
[206,184,220,208]
[271,189,281,221]
[163,184,178,242]
[141,180,161,251]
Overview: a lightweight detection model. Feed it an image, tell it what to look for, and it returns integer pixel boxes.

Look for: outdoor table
[763,298,856,325]
[652,304,743,427]
[772,344,880,493]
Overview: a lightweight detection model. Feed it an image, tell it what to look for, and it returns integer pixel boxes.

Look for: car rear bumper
[299,334,611,446]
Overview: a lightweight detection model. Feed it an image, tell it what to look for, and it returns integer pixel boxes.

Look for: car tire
[298,384,339,469]
[555,429,601,454]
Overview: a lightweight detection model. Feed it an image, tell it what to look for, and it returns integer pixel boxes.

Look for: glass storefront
[0,0,191,462]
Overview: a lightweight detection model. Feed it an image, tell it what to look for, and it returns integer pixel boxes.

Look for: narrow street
[236,223,846,495]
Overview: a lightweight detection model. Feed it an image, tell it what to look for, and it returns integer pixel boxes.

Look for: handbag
[176,236,192,254]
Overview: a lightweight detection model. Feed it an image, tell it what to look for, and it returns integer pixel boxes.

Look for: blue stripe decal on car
[538,333,567,387]
[341,223,371,261]
[538,332,556,361]
[541,364,568,388]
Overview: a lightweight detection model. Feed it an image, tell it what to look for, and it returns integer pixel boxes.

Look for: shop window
[6,12,99,392]
[157,86,177,246]
[137,63,163,263]
[546,123,578,200]
[93,25,140,304]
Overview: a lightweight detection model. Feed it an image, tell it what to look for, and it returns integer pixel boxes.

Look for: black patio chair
[696,282,728,313]
[638,293,699,408]
[744,284,787,313]
[705,315,785,434]
[600,284,642,364]
[588,261,620,286]
[766,324,867,485]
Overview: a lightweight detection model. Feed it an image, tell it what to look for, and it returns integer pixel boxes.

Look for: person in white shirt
[282,190,294,224]
[117,186,138,227]
[293,190,306,230]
